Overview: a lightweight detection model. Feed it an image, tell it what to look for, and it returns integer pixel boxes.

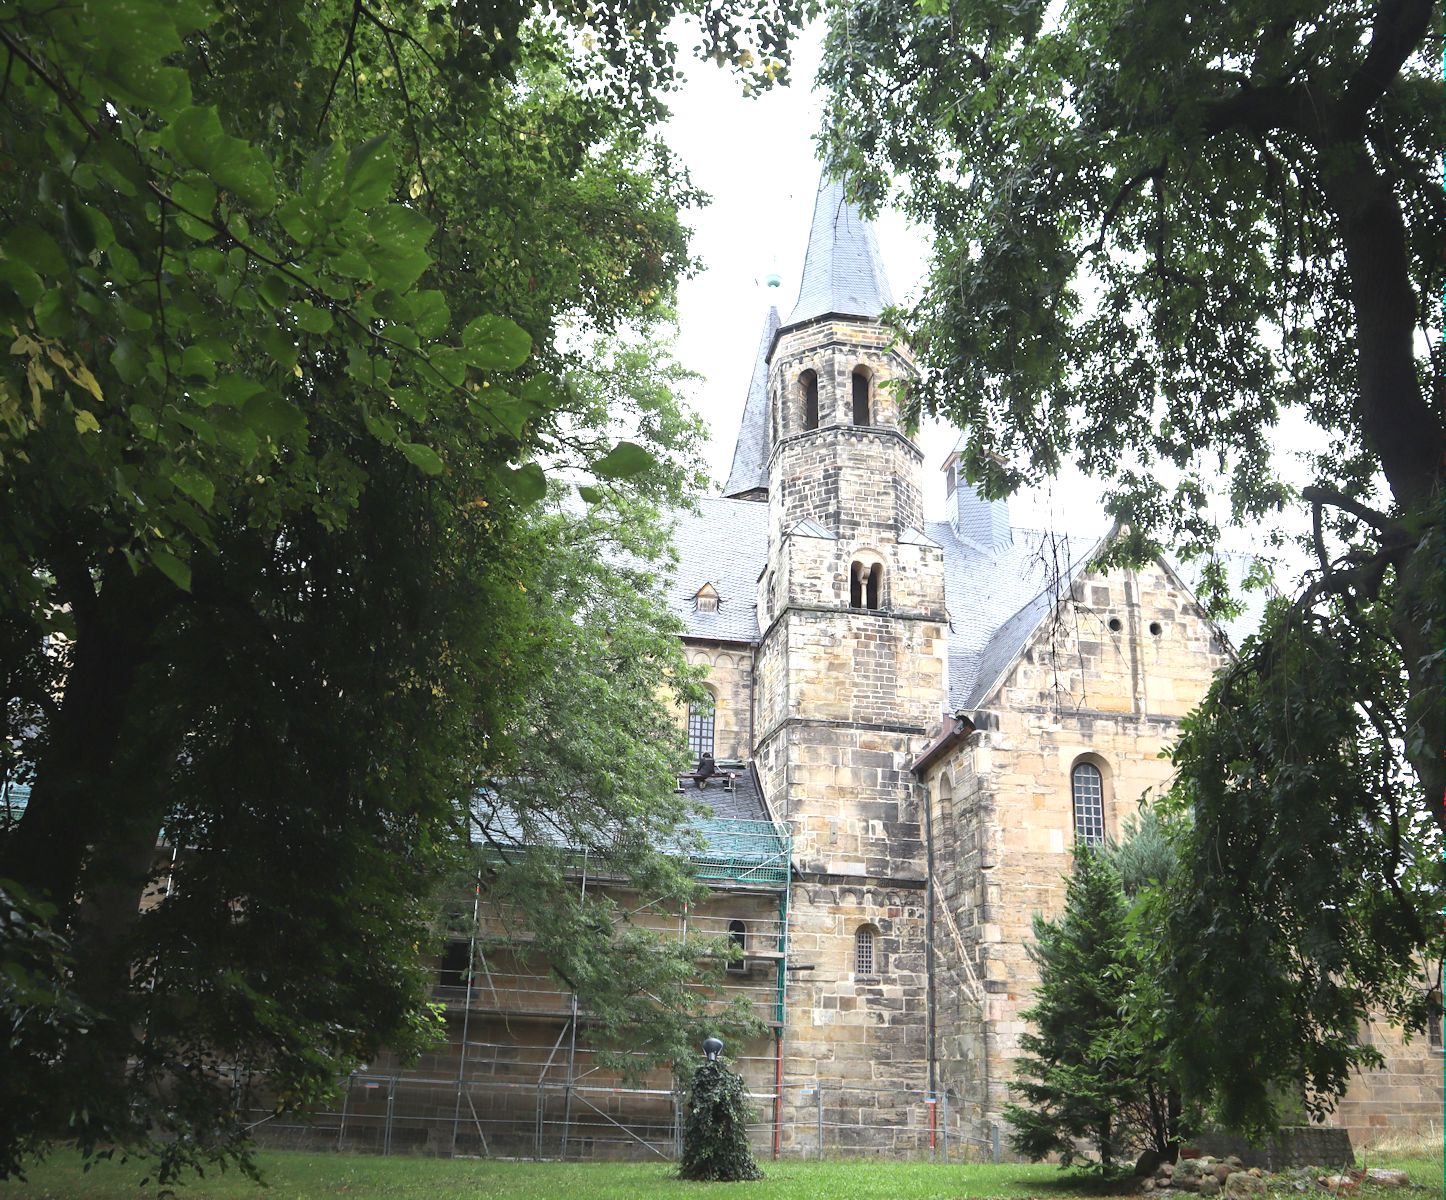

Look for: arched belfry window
[851,368,871,426]
[1072,761,1105,846]
[854,925,877,975]
[801,370,819,431]
[850,560,883,610]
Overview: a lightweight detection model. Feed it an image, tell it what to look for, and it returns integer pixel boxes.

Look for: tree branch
[1301,484,1404,535]
[1340,0,1435,129]
[316,0,363,135]
[1083,162,1164,256]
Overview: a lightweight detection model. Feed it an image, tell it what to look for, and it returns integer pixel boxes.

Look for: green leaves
[462,314,531,370]
[242,390,307,441]
[344,136,397,209]
[0,0,722,1182]
[592,440,653,480]
[167,106,276,212]
[170,466,215,511]
[398,442,443,476]
[504,461,546,501]
[150,547,192,592]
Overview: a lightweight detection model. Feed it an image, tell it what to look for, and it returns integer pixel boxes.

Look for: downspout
[772,853,791,1159]
[923,774,937,1100]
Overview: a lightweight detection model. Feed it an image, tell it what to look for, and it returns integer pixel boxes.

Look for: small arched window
[851,369,871,425]
[1072,762,1105,846]
[688,699,716,760]
[854,925,877,975]
[850,560,883,610]
[801,370,819,431]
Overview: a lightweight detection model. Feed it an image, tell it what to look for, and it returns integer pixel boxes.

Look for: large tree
[819,0,1442,1134]
[0,0,801,1179]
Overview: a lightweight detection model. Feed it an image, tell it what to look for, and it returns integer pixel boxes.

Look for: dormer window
[801,370,819,431]
[851,368,871,425]
[694,583,719,613]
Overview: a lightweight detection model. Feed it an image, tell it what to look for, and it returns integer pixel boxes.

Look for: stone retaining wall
[1186,1128,1355,1171]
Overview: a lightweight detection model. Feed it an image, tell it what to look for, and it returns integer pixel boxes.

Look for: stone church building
[332,173,1438,1160]
[656,172,1442,1156]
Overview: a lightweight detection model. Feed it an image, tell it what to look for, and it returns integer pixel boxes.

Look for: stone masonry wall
[771,427,925,543]
[1327,1008,1444,1147]
[769,316,915,442]
[780,875,930,1153]
[682,639,754,762]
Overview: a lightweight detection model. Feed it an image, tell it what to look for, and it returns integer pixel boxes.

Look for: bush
[678,1058,762,1182]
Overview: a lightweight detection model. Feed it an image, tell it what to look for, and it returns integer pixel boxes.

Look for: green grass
[0,1154,1082,1200]
[0,1152,1439,1200]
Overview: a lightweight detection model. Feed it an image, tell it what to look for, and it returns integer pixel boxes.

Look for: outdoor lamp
[702,1036,724,1061]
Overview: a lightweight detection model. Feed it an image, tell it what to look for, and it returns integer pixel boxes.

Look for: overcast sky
[657,21,1107,536]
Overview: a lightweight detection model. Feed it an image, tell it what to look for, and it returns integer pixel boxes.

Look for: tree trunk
[0,560,159,913]
[1320,143,1445,832]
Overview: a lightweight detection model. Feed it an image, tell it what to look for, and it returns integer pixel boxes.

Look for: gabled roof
[923,519,1104,711]
[722,307,780,499]
[785,172,894,329]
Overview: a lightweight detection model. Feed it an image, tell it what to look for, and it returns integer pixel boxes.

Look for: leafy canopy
[0,0,803,1181]
[819,0,1443,1132]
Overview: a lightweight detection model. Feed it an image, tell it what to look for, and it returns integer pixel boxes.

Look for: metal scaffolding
[251,811,795,1161]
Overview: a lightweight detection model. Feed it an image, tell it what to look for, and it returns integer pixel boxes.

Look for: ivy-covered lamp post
[679,1035,763,1181]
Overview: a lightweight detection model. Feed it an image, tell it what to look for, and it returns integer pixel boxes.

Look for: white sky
[659,22,1106,536]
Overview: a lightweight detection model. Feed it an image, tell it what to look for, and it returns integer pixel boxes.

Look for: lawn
[0,1152,1438,1200]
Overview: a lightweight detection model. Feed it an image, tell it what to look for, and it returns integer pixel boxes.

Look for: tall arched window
[851,368,871,425]
[687,700,715,760]
[1071,762,1105,845]
[727,919,747,974]
[801,370,819,431]
[854,925,877,975]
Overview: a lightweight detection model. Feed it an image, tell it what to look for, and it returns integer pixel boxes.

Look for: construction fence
[245,1073,1005,1163]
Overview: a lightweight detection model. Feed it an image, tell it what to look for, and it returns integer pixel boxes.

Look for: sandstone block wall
[682,639,755,762]
[1327,1012,1444,1147]
[779,877,930,1152]
[768,316,915,443]
[924,560,1231,1154]
[769,426,926,543]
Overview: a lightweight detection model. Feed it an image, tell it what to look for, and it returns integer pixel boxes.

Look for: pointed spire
[722,306,781,500]
[786,170,894,328]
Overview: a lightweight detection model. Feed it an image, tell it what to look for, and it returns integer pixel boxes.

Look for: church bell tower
[751,172,948,1150]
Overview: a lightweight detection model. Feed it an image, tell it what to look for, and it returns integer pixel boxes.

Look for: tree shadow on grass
[1018,1171,1141,1198]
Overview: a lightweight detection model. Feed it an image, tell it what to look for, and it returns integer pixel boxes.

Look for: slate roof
[786,173,894,328]
[683,762,772,823]
[722,307,779,499]
[666,497,769,642]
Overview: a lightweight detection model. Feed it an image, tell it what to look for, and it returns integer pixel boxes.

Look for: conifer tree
[1004,846,1170,1173]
